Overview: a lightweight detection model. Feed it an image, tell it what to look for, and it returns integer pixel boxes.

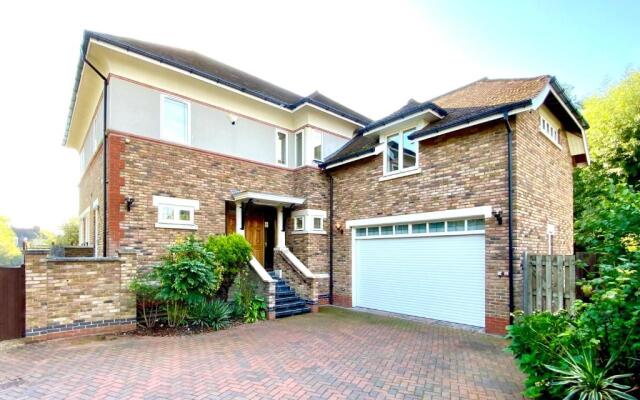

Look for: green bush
[129,272,161,328]
[206,234,253,301]
[233,268,267,323]
[189,299,233,331]
[155,235,222,327]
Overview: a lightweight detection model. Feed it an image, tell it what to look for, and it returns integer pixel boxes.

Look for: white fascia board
[91,39,366,129]
[346,206,492,228]
[363,109,442,136]
[152,195,200,209]
[233,191,305,206]
[415,105,532,142]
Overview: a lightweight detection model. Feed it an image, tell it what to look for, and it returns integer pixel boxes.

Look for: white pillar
[276,205,286,249]
[235,201,245,237]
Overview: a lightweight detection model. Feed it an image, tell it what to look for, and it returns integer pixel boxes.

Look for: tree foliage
[0,216,22,266]
[205,233,253,301]
[56,218,79,246]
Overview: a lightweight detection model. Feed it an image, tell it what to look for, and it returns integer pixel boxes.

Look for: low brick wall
[23,250,137,341]
[274,249,328,312]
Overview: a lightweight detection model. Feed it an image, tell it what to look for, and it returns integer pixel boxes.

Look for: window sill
[155,222,198,230]
[292,230,327,235]
[379,167,422,181]
[539,130,563,150]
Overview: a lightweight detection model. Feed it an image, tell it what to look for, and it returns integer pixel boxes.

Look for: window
[539,116,559,144]
[276,132,287,165]
[152,196,199,230]
[385,128,417,174]
[313,217,323,231]
[381,226,394,236]
[294,216,304,231]
[447,220,465,232]
[311,131,323,161]
[161,96,190,144]
[295,131,304,167]
[354,217,486,239]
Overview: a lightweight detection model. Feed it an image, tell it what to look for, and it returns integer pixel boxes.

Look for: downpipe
[503,113,515,324]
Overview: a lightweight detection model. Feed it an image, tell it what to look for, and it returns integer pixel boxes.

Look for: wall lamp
[492,206,503,225]
[335,221,344,235]
[125,196,135,212]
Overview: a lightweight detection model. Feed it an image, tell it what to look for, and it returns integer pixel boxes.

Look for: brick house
[65,31,589,334]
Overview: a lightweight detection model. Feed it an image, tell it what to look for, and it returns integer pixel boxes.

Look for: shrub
[189,299,233,331]
[507,310,577,398]
[233,268,267,323]
[206,234,252,301]
[129,272,161,328]
[155,235,222,327]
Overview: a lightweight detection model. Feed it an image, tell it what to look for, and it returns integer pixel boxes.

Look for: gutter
[503,113,515,324]
[82,54,108,258]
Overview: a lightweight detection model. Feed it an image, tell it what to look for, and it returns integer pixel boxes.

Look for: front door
[244,210,265,265]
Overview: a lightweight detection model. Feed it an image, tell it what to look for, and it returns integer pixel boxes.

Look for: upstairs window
[161,95,190,145]
[276,131,287,165]
[311,131,323,161]
[295,131,304,167]
[539,116,559,144]
[386,128,417,173]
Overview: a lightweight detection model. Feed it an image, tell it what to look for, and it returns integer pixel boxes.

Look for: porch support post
[235,201,245,237]
[276,205,286,249]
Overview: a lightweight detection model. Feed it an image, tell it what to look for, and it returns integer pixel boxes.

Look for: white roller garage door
[353,232,485,327]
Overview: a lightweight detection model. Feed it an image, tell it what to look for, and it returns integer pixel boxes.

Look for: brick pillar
[24,249,49,332]
[117,250,138,320]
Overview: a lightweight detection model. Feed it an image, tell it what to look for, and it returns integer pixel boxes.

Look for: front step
[269,271,312,318]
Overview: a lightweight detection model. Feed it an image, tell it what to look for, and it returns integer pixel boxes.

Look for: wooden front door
[244,211,266,266]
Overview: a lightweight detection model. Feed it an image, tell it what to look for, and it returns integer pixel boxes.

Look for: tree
[205,234,253,301]
[56,218,79,246]
[0,216,22,266]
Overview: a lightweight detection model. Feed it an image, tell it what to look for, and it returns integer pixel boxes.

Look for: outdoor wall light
[228,113,238,125]
[125,196,135,212]
[492,206,503,225]
[335,221,344,235]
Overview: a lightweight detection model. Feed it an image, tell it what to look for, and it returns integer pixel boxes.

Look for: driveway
[0,307,523,399]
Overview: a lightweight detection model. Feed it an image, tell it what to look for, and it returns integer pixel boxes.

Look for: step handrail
[249,257,276,283]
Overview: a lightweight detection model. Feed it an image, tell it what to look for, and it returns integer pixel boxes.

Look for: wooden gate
[523,254,576,314]
[0,265,25,340]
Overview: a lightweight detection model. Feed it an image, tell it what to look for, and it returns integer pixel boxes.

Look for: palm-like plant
[545,349,636,400]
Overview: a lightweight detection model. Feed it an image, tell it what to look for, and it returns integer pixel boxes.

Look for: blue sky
[0,0,637,231]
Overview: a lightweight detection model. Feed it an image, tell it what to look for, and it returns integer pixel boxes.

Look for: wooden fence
[523,254,576,314]
[0,266,25,340]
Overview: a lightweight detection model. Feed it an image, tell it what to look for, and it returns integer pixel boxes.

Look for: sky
[0,0,638,233]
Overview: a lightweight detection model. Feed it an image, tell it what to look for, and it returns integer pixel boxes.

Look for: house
[64,31,589,334]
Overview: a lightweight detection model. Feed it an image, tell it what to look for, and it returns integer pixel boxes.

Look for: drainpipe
[503,113,515,324]
[326,172,334,305]
[82,55,108,257]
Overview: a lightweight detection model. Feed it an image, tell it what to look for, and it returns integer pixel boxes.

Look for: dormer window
[385,128,417,174]
[540,115,559,144]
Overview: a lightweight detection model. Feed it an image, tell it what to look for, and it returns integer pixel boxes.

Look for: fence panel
[523,254,576,313]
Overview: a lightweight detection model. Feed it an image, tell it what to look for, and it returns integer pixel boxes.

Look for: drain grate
[0,377,24,391]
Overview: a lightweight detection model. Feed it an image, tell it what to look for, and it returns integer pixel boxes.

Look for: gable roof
[356,99,448,135]
[65,31,371,145]
[321,75,588,167]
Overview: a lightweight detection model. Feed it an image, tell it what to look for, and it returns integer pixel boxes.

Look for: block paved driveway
[0,307,523,399]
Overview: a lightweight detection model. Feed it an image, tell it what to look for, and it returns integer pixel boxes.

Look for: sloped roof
[64,31,371,145]
[356,99,448,135]
[322,75,584,167]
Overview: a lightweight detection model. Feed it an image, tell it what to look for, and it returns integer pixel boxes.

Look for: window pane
[386,134,400,172]
[429,221,445,233]
[162,97,188,143]
[467,218,485,231]
[313,217,322,230]
[412,223,427,234]
[178,209,191,221]
[295,132,303,166]
[295,217,304,230]
[395,224,409,235]
[356,228,367,237]
[381,226,393,236]
[367,227,380,236]
[314,145,322,161]
[447,220,465,232]
[402,130,417,169]
[277,132,287,164]
[160,206,174,221]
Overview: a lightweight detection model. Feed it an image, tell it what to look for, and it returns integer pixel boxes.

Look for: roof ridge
[480,75,551,82]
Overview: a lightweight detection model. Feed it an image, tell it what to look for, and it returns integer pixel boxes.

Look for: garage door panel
[355,235,485,327]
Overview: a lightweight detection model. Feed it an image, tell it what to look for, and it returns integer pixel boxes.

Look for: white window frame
[353,217,485,240]
[295,131,304,167]
[152,195,199,230]
[275,131,288,166]
[291,209,326,235]
[160,94,191,145]
[382,127,420,177]
[311,131,323,161]
[294,216,305,231]
[539,115,560,146]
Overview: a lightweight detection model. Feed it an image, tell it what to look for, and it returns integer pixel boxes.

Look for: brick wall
[78,143,104,255]
[23,250,137,341]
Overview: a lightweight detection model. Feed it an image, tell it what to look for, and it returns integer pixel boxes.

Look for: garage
[351,213,486,328]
